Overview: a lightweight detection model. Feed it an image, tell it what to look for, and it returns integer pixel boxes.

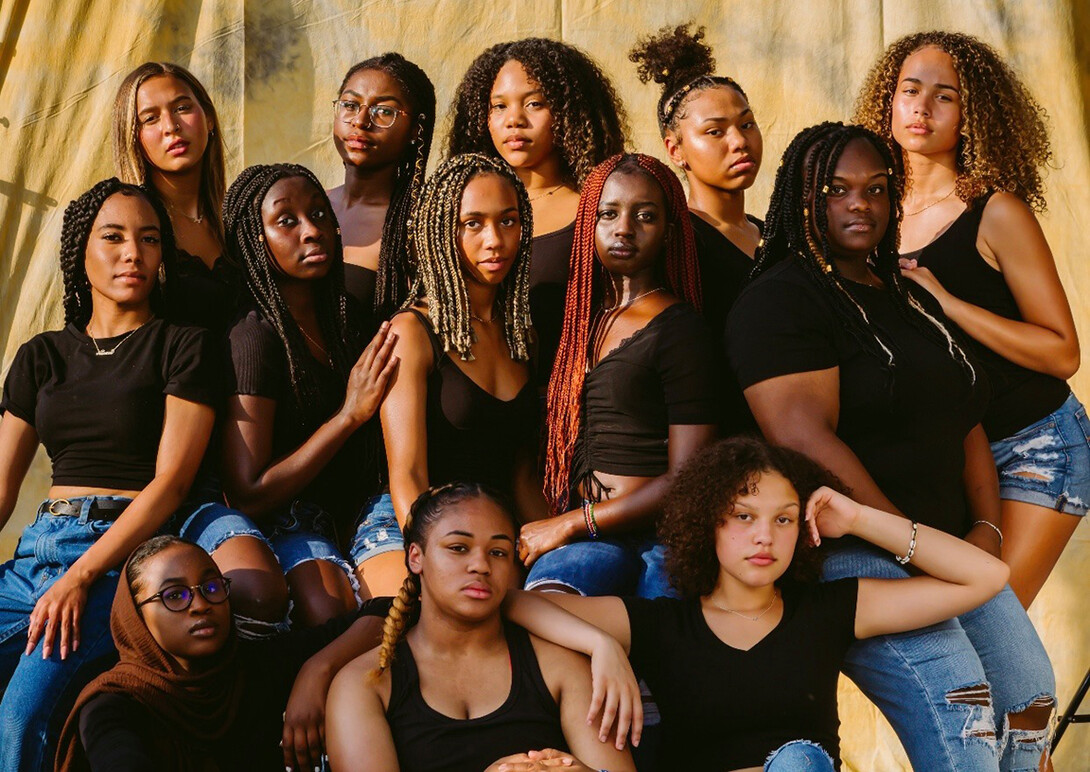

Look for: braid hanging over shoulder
[222,163,360,428]
[544,153,701,514]
[408,153,533,362]
[753,122,976,389]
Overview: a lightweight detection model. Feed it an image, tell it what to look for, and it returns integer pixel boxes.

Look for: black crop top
[728,260,987,536]
[402,309,538,494]
[163,249,241,334]
[386,623,568,772]
[528,222,575,387]
[225,309,376,516]
[573,303,720,498]
[903,195,1069,440]
[0,320,216,490]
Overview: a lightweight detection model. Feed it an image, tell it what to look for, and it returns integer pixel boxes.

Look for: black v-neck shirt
[623,579,858,770]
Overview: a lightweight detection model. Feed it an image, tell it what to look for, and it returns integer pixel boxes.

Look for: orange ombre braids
[543,153,702,513]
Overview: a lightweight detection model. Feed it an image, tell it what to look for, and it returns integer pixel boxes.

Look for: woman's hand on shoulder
[586,633,642,749]
[340,321,399,428]
[898,258,951,307]
[805,486,864,545]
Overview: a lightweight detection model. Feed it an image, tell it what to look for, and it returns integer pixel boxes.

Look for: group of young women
[0,21,1081,772]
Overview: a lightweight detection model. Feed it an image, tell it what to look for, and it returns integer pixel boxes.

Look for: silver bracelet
[895,521,919,565]
[972,519,1004,546]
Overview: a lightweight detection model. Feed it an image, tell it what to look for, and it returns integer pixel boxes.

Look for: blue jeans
[990,391,1090,516]
[0,497,129,772]
[823,541,1055,771]
[764,740,835,771]
[524,533,677,599]
[348,493,403,565]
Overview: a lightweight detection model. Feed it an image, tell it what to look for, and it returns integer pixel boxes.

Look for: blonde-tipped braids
[369,482,517,678]
[408,153,533,362]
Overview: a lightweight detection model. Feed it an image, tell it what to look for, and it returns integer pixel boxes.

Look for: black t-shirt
[903,195,1069,440]
[623,579,858,770]
[0,319,217,490]
[225,309,374,518]
[387,623,568,772]
[728,260,986,535]
[690,211,763,334]
[573,302,720,496]
[76,598,393,772]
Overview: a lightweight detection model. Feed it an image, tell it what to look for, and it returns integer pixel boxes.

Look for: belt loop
[78,496,96,524]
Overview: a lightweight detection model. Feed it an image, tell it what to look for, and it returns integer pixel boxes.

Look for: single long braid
[544,153,701,513]
[60,178,176,327]
[753,122,976,387]
[340,54,437,317]
[371,482,515,677]
[408,153,533,362]
[222,163,360,428]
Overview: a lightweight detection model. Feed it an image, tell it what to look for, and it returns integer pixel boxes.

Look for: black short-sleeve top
[727,260,986,535]
[623,579,858,770]
[225,309,373,515]
[902,195,1069,440]
[573,303,720,495]
[0,319,216,490]
[690,211,763,334]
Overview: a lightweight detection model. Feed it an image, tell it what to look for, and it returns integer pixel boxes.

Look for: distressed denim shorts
[990,392,1090,516]
[348,492,404,566]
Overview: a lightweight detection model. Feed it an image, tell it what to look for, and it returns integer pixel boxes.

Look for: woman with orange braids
[520,153,720,598]
[326,483,636,772]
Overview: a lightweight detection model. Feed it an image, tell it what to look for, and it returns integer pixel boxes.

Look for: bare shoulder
[980,192,1042,237]
[388,309,435,366]
[330,646,391,706]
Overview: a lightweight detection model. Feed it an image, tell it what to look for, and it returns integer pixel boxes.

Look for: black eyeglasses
[136,577,232,612]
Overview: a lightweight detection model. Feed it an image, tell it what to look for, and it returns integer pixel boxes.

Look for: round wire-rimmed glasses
[332,100,410,128]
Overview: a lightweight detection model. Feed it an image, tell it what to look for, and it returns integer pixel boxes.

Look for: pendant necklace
[708,589,779,622]
[87,318,145,357]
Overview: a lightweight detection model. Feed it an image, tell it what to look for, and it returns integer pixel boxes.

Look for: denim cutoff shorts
[990,391,1090,516]
[524,532,677,599]
[348,492,404,566]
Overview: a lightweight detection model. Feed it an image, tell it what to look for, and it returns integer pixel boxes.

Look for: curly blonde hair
[854,31,1051,212]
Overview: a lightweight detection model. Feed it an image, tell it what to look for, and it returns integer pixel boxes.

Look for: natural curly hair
[371,482,516,677]
[854,30,1051,212]
[659,437,844,597]
[628,22,747,136]
[446,38,628,186]
[61,178,175,327]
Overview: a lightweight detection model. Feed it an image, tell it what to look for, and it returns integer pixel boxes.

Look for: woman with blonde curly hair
[855,31,1085,609]
[325,483,635,772]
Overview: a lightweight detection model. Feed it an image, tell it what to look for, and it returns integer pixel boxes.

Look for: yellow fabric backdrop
[1,1,1087,768]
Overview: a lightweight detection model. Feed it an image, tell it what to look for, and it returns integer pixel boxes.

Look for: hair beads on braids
[753,122,976,386]
[544,153,702,514]
[408,153,533,362]
[338,54,436,316]
[222,163,360,428]
[372,482,516,677]
[447,38,628,186]
[61,178,175,327]
[628,22,748,137]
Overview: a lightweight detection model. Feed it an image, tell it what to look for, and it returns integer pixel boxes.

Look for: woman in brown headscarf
[56,536,389,772]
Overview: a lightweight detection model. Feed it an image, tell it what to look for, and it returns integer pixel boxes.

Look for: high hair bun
[629,23,716,95]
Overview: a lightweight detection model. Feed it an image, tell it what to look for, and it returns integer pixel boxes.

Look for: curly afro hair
[659,437,845,597]
[854,30,1052,212]
[628,22,747,136]
[446,38,628,186]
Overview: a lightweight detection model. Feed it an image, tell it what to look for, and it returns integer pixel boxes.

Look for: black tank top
[402,309,538,493]
[387,624,568,772]
[343,263,378,313]
[903,194,1069,440]
[528,221,576,387]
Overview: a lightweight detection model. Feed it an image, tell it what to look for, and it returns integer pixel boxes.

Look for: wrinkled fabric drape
[1,2,1086,768]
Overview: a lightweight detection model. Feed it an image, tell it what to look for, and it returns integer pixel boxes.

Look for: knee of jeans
[764,739,835,771]
[523,578,586,595]
[1002,694,1055,766]
[945,683,998,748]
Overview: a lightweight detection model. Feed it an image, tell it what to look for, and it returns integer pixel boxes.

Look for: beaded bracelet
[583,500,600,539]
[972,519,1004,546]
[895,521,919,565]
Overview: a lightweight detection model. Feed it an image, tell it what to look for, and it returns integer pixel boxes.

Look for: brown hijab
[55,553,245,772]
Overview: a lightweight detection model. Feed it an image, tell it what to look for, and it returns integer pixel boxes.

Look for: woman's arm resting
[806,486,1009,639]
[325,655,400,772]
[961,423,1002,559]
[0,413,40,533]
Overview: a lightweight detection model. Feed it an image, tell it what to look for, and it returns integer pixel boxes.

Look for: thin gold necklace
[299,326,331,365]
[165,199,204,225]
[86,317,147,357]
[603,286,664,312]
[528,184,564,203]
[707,589,779,622]
[904,186,956,217]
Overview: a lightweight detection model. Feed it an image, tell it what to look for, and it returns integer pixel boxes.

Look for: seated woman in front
[326,483,635,772]
[506,437,1010,771]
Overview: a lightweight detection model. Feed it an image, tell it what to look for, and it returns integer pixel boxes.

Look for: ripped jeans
[823,540,1055,771]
